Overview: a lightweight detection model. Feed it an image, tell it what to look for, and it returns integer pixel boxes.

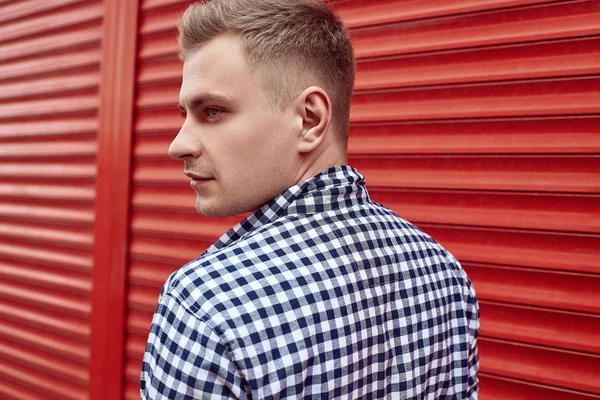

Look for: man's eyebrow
[178,94,232,111]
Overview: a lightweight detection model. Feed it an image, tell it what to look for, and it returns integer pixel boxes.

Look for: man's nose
[168,124,201,160]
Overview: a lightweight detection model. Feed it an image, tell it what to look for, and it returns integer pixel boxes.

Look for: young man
[141,0,479,399]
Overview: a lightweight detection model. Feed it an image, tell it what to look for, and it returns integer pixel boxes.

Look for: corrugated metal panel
[126,1,600,399]
[464,263,600,313]
[0,0,102,398]
[88,0,138,398]
[479,375,600,400]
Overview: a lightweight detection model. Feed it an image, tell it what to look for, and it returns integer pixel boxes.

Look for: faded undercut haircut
[178,0,355,148]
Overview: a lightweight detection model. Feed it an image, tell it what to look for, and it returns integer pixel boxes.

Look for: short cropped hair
[178,0,355,148]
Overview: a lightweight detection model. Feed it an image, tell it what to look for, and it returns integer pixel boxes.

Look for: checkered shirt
[141,166,479,399]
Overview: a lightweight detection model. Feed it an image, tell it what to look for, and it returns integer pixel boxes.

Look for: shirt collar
[205,165,369,254]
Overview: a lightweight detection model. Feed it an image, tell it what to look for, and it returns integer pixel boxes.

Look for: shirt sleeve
[141,293,248,400]
[465,282,480,399]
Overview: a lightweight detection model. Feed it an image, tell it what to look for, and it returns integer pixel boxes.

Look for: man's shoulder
[159,215,306,316]
[159,200,465,323]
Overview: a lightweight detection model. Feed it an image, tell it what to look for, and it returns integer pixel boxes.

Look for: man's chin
[195,202,221,217]
[195,197,261,217]
[195,199,235,217]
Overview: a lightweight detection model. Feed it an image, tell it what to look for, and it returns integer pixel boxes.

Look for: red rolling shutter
[124,0,600,399]
[334,0,600,398]
[0,0,104,398]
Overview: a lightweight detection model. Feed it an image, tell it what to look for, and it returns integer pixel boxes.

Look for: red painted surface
[464,263,600,314]
[90,0,139,399]
[480,337,600,393]
[0,0,102,397]
[348,117,600,154]
[349,0,600,58]
[122,1,600,399]
[331,0,556,28]
[480,374,600,400]
[0,0,599,399]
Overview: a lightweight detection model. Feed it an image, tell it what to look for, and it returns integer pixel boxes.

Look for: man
[141,0,479,399]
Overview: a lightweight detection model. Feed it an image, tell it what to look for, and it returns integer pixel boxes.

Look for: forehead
[179,34,255,102]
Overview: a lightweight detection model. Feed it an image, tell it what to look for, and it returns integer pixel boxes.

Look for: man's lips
[184,171,214,188]
[184,171,213,180]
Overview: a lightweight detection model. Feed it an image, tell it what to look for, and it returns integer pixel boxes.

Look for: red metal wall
[125,0,600,399]
[340,2,600,396]
[1,0,599,399]
[0,0,104,398]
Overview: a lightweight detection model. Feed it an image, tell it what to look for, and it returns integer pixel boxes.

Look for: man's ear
[295,86,332,153]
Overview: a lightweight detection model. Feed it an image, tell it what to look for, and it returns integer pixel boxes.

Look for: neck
[295,143,347,184]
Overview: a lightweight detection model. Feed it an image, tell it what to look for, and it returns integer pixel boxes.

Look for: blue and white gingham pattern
[141,166,479,399]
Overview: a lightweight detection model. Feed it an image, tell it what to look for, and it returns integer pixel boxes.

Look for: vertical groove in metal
[125,0,600,399]
[90,0,139,399]
[0,0,103,398]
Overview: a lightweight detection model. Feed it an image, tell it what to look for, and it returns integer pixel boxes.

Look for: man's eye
[206,107,222,117]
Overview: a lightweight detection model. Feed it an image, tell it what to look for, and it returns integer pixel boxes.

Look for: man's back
[142,166,479,399]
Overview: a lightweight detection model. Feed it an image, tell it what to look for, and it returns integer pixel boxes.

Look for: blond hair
[178,0,355,148]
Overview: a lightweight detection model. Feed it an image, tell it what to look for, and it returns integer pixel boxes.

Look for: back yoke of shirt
[141,166,479,400]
